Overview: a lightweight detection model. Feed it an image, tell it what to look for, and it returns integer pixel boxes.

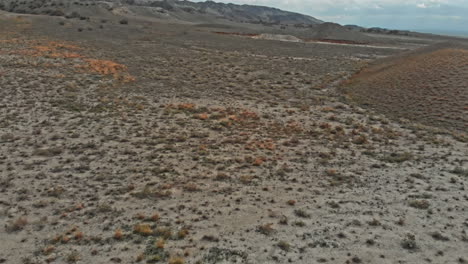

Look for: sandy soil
[0,12,467,264]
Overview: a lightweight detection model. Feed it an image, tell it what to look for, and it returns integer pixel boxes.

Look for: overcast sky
[195,0,468,34]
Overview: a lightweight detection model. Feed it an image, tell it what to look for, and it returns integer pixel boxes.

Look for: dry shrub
[252,157,264,166]
[239,110,259,119]
[277,241,291,251]
[168,257,184,264]
[136,253,144,262]
[83,59,127,75]
[74,231,83,240]
[133,224,153,236]
[239,175,253,184]
[114,229,123,239]
[194,113,208,120]
[62,236,70,243]
[6,217,28,232]
[155,238,165,249]
[246,140,275,150]
[408,199,430,209]
[183,183,199,192]
[155,227,172,239]
[15,41,82,58]
[150,213,160,222]
[177,228,189,239]
[177,103,195,110]
[257,223,275,235]
[79,59,135,82]
[42,246,55,256]
[325,169,337,176]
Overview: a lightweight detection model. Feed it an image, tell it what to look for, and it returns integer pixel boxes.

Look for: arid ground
[343,43,468,133]
[0,10,467,264]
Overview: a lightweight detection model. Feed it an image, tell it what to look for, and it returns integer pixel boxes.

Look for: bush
[65,11,80,19]
[49,9,65,16]
[119,19,128,25]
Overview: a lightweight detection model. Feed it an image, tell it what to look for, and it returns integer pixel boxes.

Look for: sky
[194,0,468,35]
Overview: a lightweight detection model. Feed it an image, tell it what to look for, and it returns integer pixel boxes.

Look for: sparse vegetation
[257,223,275,235]
[155,238,165,249]
[451,167,468,177]
[6,217,28,232]
[134,224,153,236]
[0,7,466,264]
[401,233,417,250]
[345,48,468,133]
[277,241,291,251]
[66,251,80,263]
[381,152,413,163]
[408,199,430,209]
[168,256,185,264]
[294,209,310,218]
[114,229,123,239]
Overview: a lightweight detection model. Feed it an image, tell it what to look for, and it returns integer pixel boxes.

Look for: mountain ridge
[0,0,324,26]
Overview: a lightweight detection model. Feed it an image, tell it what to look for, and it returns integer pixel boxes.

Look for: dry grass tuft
[6,217,28,232]
[114,229,123,239]
[168,257,185,264]
[155,238,165,249]
[257,223,275,235]
[79,59,135,82]
[133,224,153,236]
[150,213,160,222]
[74,231,83,240]
[408,199,430,209]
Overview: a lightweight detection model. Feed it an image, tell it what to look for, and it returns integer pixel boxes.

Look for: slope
[343,42,468,133]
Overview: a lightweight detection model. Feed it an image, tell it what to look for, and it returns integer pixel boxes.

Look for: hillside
[0,0,323,25]
[155,0,323,25]
[310,22,375,43]
[343,42,468,133]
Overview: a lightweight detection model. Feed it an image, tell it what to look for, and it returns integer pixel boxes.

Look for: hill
[310,22,375,43]
[343,42,468,132]
[0,0,323,25]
